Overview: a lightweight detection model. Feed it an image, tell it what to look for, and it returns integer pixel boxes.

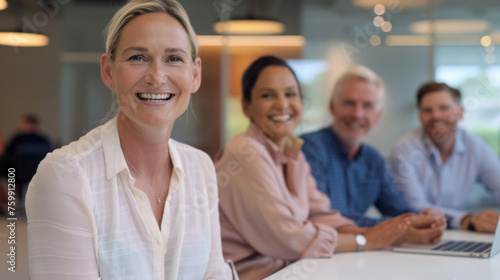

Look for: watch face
[356,234,367,246]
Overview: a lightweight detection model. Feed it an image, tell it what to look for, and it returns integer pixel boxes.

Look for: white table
[264,230,500,280]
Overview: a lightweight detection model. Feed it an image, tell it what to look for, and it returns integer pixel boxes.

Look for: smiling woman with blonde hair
[26,0,234,279]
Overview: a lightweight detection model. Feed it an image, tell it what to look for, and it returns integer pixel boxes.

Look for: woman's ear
[242,99,251,118]
[191,57,202,94]
[100,54,115,90]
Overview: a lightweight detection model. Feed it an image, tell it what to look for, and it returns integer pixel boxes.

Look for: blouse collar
[245,122,303,164]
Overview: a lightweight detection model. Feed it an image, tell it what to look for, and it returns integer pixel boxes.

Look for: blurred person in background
[301,66,445,236]
[215,56,444,280]
[390,82,500,233]
[4,114,52,206]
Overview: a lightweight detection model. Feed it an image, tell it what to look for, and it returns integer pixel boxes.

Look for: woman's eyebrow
[121,47,188,55]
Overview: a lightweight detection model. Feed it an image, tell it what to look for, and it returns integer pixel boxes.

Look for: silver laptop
[393,216,500,258]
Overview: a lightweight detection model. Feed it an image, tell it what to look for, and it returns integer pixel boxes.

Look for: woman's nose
[145,61,167,86]
[274,95,289,110]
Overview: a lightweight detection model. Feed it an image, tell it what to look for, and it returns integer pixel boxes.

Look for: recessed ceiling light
[481,36,492,47]
[374,4,385,15]
[410,20,490,35]
[381,22,392,32]
[373,16,384,27]
[370,35,381,46]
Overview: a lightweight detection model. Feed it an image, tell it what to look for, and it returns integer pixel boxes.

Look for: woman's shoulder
[29,126,106,197]
[169,138,211,161]
[168,139,218,176]
[46,125,103,164]
[224,133,267,155]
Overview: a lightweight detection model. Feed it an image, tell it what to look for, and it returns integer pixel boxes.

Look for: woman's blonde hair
[104,0,199,62]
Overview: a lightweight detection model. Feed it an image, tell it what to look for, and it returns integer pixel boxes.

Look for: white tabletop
[264,230,500,280]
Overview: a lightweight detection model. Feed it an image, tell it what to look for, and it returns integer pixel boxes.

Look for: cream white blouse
[26,117,233,280]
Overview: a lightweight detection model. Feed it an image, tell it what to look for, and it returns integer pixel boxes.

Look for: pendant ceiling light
[213,0,285,35]
[214,17,285,35]
[0,31,49,47]
[0,0,8,11]
[0,1,50,47]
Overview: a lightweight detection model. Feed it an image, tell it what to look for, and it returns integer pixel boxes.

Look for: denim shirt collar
[329,127,365,162]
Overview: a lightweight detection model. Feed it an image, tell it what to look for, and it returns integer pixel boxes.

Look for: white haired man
[301,66,445,243]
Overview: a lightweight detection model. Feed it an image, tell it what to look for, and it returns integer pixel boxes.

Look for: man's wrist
[461,214,474,230]
[355,234,367,251]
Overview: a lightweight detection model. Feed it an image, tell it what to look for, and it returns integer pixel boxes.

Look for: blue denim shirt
[301,127,414,227]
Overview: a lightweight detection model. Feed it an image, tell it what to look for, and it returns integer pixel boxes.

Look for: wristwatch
[355,234,367,252]
[468,216,476,231]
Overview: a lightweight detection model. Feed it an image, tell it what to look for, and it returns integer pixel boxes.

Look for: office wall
[0,14,62,147]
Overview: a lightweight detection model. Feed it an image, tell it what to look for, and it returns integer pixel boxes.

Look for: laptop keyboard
[432,241,492,253]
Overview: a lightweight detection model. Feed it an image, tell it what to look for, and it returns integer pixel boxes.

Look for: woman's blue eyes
[168,56,183,62]
[129,55,145,61]
[128,55,184,63]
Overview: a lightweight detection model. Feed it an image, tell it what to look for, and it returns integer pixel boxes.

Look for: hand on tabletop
[363,213,412,250]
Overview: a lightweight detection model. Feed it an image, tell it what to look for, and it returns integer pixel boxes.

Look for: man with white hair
[301,66,440,233]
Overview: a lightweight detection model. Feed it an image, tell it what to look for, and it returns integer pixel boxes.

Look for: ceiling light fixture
[198,35,304,47]
[480,35,492,47]
[373,16,385,27]
[373,4,385,15]
[213,0,285,35]
[386,35,433,46]
[0,1,50,47]
[0,31,49,47]
[213,17,285,35]
[0,0,8,11]
[370,35,381,46]
[354,0,430,10]
[410,20,490,35]
[381,21,392,32]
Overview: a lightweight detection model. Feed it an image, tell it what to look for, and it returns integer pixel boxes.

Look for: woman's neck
[117,113,172,175]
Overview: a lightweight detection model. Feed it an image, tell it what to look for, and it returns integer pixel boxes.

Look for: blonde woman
[26,0,233,279]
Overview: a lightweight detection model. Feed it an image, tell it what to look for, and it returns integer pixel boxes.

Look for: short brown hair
[416,82,461,108]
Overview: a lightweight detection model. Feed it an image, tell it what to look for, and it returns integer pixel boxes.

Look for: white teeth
[138,93,173,100]
[271,115,292,122]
